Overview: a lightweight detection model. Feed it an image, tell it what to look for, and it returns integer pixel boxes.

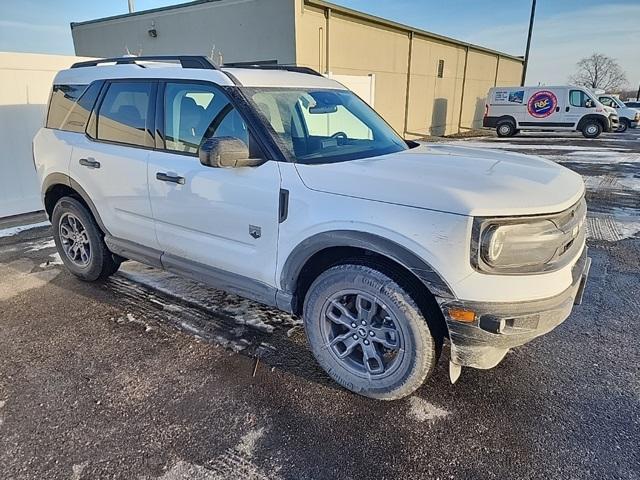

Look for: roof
[54,61,347,90]
[70,0,523,63]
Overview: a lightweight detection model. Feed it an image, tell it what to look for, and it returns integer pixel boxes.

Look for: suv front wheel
[52,196,121,281]
[303,263,440,400]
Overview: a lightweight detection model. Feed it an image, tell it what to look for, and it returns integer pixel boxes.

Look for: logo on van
[527,90,557,118]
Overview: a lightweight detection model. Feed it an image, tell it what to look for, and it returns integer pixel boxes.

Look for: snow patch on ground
[116,313,154,332]
[26,239,56,252]
[408,397,450,422]
[0,221,50,238]
[70,461,88,480]
[157,427,276,480]
[39,252,63,268]
[457,140,629,153]
[236,427,265,458]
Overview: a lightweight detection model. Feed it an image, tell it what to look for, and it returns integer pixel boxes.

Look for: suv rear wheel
[52,196,121,281]
[581,120,602,138]
[303,264,439,400]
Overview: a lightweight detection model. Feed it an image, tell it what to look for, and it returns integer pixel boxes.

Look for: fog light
[448,308,476,323]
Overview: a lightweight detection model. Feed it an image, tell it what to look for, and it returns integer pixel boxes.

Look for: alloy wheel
[59,212,91,267]
[321,290,405,377]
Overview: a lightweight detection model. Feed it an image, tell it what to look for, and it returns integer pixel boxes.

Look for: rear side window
[47,84,87,130]
[96,82,154,147]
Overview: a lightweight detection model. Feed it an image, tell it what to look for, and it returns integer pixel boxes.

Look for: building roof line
[69,0,524,63]
[306,0,523,62]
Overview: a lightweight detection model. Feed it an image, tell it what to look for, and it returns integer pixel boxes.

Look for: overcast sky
[0,0,638,89]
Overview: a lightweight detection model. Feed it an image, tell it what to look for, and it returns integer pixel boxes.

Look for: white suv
[34,56,591,400]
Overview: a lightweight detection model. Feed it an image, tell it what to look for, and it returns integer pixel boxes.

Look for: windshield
[243,87,408,164]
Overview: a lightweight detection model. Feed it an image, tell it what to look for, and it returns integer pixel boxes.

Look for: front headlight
[472,199,586,274]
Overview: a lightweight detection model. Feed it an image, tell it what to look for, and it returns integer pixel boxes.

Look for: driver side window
[570,90,595,108]
[164,82,251,154]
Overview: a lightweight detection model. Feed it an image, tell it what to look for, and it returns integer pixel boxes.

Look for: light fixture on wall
[148,21,158,38]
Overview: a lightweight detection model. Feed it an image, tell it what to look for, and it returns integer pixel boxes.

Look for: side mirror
[199,137,263,168]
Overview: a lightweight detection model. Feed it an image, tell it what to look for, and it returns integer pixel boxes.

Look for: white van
[484,86,618,138]
[597,94,640,132]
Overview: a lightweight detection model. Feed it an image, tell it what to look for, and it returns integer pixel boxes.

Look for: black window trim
[155,79,272,160]
[89,78,158,152]
[78,76,286,162]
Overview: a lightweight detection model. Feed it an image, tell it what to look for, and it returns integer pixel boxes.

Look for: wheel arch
[280,231,454,338]
[496,115,517,126]
[577,114,607,131]
[42,173,110,235]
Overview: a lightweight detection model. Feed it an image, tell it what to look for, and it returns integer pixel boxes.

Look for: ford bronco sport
[34,56,591,400]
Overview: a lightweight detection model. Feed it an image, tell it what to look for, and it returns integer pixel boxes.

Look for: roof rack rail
[222,64,324,77]
[71,55,219,70]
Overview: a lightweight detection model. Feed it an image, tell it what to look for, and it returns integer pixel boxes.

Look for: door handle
[79,158,100,169]
[555,106,560,112]
[156,172,185,185]
[566,106,570,112]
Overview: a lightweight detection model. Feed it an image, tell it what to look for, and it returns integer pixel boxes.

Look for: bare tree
[569,53,628,92]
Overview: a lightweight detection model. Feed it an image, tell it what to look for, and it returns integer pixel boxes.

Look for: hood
[295,143,585,217]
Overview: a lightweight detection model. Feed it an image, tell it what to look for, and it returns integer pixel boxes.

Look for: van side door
[566,89,599,126]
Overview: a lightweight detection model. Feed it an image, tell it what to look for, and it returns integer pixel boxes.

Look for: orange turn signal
[448,308,476,323]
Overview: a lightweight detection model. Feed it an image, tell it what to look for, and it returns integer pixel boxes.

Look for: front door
[147,81,281,287]
[565,89,599,126]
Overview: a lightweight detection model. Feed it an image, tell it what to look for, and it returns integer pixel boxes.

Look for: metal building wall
[71,0,297,66]
[295,0,524,136]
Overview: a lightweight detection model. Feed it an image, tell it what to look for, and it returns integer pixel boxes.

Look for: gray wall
[72,0,297,65]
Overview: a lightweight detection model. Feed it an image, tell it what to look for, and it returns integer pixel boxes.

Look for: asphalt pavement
[0,130,638,480]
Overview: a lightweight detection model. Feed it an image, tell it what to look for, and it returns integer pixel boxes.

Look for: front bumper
[440,248,591,369]
[630,120,639,129]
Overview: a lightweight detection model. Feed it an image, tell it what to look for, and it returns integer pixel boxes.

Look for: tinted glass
[97,82,154,147]
[164,82,249,154]
[46,84,87,130]
[60,82,102,133]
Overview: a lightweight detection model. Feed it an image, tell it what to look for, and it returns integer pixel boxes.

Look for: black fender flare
[41,173,110,235]
[279,230,455,300]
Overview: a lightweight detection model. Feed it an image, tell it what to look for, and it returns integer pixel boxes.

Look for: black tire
[51,196,121,281]
[581,121,602,138]
[617,118,629,133]
[496,121,516,137]
[303,264,440,400]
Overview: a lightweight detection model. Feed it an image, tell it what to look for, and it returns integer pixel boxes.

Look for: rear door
[69,80,159,249]
[521,87,568,128]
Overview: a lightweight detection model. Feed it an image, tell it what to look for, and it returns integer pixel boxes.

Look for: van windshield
[243,87,408,164]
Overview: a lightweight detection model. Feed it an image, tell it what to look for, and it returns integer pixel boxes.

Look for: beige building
[71,0,523,137]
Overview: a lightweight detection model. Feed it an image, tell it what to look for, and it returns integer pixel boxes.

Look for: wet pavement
[1,131,639,479]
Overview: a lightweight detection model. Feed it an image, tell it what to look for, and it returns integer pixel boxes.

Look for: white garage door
[327,73,376,107]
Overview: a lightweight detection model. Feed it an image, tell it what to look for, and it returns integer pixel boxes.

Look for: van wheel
[52,196,121,281]
[617,119,629,133]
[303,264,439,400]
[582,121,602,138]
[496,121,516,137]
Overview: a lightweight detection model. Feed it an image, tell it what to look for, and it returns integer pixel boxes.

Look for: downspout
[324,7,331,74]
[494,55,500,86]
[457,46,469,133]
[403,31,414,137]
